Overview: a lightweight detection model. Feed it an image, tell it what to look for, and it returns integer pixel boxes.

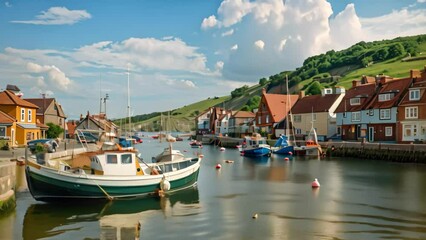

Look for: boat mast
[286,75,289,136]
[127,64,131,137]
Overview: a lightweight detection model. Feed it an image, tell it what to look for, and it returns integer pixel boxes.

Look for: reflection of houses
[24,96,67,138]
[257,88,299,137]
[0,90,41,146]
[75,112,118,139]
[228,110,256,137]
[290,87,345,141]
[397,68,426,143]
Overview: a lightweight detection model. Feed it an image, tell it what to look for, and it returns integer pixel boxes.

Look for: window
[293,115,301,122]
[385,127,392,137]
[378,93,392,102]
[343,112,347,118]
[380,109,391,120]
[312,113,317,121]
[121,154,132,164]
[369,109,374,116]
[21,108,25,122]
[350,98,360,105]
[295,128,302,134]
[258,116,261,124]
[107,155,118,164]
[0,126,5,138]
[28,109,32,122]
[403,124,418,137]
[325,89,332,94]
[337,127,341,135]
[405,107,418,119]
[352,112,361,121]
[266,115,269,124]
[409,89,420,101]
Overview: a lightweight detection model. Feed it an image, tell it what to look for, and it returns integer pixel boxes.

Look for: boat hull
[241,147,271,157]
[272,145,294,155]
[25,159,201,201]
[294,146,321,156]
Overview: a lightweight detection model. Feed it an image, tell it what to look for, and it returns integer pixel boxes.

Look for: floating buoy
[284,157,289,161]
[240,151,245,156]
[198,154,204,158]
[215,164,222,169]
[252,213,258,219]
[311,178,320,188]
[289,151,293,155]
[225,160,234,163]
[220,147,225,151]
[160,176,171,191]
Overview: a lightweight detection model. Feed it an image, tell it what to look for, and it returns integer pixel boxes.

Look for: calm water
[1,139,426,240]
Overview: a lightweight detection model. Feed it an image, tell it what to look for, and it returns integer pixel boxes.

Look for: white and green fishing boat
[25,144,202,201]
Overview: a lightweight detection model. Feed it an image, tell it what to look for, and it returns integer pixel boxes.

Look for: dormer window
[350,98,360,106]
[378,93,393,102]
[409,89,420,101]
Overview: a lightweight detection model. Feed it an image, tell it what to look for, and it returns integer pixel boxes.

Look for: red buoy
[289,152,293,155]
[284,157,289,161]
[215,164,222,169]
[312,178,320,188]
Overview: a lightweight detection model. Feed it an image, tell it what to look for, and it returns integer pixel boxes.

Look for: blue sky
[0,0,425,120]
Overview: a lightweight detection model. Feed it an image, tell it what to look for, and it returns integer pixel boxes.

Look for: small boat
[294,127,322,156]
[175,137,183,141]
[271,135,294,155]
[189,140,202,148]
[238,133,271,157]
[154,134,185,163]
[25,142,202,201]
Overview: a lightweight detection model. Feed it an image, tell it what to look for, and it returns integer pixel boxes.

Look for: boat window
[172,163,179,171]
[107,155,118,164]
[179,161,188,169]
[121,154,133,164]
[164,164,173,173]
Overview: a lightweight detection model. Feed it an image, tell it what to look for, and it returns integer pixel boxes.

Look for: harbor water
[1,139,426,239]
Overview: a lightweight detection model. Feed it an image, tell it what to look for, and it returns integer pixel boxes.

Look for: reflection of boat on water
[23,187,200,240]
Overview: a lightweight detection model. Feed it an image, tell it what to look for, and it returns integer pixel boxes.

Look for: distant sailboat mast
[127,64,131,137]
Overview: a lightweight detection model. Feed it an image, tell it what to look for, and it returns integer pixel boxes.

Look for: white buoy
[311,178,320,188]
[252,213,258,219]
[160,176,171,191]
[220,147,225,151]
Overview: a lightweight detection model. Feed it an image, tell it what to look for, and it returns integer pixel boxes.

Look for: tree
[388,43,405,58]
[259,78,267,85]
[306,81,322,95]
[373,48,389,61]
[46,123,64,139]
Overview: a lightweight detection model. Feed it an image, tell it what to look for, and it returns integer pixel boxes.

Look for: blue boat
[238,134,271,157]
[271,135,294,155]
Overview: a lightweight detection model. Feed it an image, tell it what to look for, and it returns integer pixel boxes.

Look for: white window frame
[405,107,418,119]
[378,93,392,102]
[385,127,392,137]
[295,128,302,134]
[403,124,418,138]
[21,108,25,122]
[258,116,261,124]
[312,113,317,122]
[409,89,420,101]
[350,98,360,106]
[293,115,301,123]
[28,109,32,122]
[266,115,269,124]
[351,112,361,122]
[379,109,391,120]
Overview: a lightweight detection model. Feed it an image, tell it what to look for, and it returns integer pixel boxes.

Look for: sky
[0,0,425,120]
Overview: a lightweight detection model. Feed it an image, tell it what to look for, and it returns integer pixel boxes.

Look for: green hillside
[120,34,426,132]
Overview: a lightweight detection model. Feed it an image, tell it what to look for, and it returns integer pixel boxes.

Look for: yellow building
[0,90,41,146]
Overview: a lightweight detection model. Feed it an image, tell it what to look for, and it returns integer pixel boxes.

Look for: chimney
[80,114,83,121]
[380,76,387,85]
[299,90,305,99]
[352,80,361,88]
[410,69,421,79]
[262,88,266,95]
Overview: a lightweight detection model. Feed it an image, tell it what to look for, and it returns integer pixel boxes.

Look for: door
[11,129,15,147]
[368,127,374,142]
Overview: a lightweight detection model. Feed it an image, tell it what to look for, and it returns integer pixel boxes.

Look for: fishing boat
[238,133,271,157]
[271,135,294,155]
[25,142,202,201]
[189,140,202,148]
[294,126,322,156]
[154,134,185,162]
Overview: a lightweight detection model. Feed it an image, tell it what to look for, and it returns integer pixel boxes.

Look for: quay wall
[0,160,16,214]
[322,141,426,163]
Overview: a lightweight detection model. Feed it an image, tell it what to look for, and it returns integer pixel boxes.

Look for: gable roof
[263,93,299,123]
[365,78,412,109]
[232,110,255,118]
[292,94,341,114]
[335,83,377,113]
[399,74,426,107]
[24,98,66,118]
[6,84,20,92]
[0,110,16,123]
[0,90,39,109]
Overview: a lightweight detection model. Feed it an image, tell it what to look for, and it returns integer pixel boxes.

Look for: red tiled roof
[0,110,15,123]
[264,93,299,123]
[335,83,377,113]
[291,94,341,114]
[366,78,412,109]
[0,90,39,108]
[232,110,255,118]
[399,76,426,106]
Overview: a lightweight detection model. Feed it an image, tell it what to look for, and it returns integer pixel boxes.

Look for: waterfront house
[0,90,41,146]
[256,88,299,137]
[228,110,256,137]
[195,108,212,135]
[24,96,67,138]
[363,75,412,142]
[397,68,426,143]
[335,80,378,141]
[75,112,118,140]
[216,110,233,136]
[290,87,345,141]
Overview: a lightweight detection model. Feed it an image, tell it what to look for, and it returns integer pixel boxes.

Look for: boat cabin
[90,152,141,176]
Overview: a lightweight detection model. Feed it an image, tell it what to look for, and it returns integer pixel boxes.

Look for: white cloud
[201,15,218,29]
[221,29,234,37]
[278,39,287,51]
[11,7,91,25]
[231,44,238,50]
[5,2,11,7]
[254,40,265,50]
[418,0,426,3]
[26,62,72,91]
[180,80,196,88]
[218,0,252,27]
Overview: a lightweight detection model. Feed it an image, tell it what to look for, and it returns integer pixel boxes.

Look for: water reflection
[22,187,200,240]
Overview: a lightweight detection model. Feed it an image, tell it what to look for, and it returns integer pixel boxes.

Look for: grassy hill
[120,34,426,132]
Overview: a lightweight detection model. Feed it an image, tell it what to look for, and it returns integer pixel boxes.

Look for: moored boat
[294,127,322,156]
[271,135,294,155]
[25,143,202,201]
[238,133,271,157]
